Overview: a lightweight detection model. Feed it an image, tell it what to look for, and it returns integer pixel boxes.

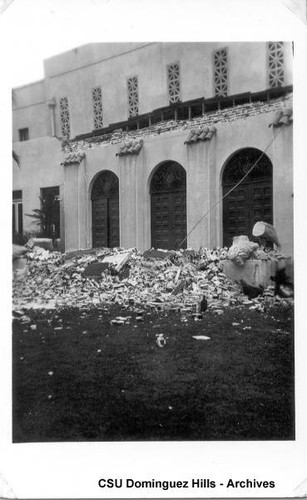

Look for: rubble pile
[228,236,259,266]
[13,246,292,312]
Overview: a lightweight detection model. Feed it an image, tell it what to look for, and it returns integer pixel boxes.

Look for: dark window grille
[19,128,29,141]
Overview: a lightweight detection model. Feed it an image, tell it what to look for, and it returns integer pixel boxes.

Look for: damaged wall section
[12,43,293,255]
[60,94,293,255]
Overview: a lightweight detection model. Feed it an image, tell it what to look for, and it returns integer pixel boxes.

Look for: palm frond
[13,150,20,166]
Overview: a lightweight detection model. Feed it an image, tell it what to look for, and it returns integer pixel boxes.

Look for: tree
[26,192,60,240]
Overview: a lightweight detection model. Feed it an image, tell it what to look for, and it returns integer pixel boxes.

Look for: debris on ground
[12,245,293,313]
[240,279,264,299]
[155,334,167,347]
[270,268,294,298]
[228,235,259,266]
[26,238,53,251]
[199,295,208,312]
[101,250,131,272]
[252,221,280,248]
[83,262,110,277]
[192,335,211,341]
[110,316,131,325]
[13,244,28,260]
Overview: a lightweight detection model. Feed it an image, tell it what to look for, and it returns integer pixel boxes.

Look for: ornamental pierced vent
[268,42,284,88]
[59,97,70,138]
[213,49,228,97]
[92,87,103,129]
[167,63,181,104]
[128,76,139,117]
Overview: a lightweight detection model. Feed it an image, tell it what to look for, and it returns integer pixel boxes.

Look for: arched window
[150,161,187,249]
[222,148,273,247]
[91,171,119,248]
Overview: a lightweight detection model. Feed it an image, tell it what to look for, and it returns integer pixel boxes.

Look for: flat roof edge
[13,79,44,91]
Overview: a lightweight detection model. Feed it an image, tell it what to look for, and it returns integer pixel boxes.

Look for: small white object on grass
[192,335,211,341]
[156,334,166,347]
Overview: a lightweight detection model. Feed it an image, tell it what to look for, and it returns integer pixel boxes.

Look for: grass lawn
[13,305,294,442]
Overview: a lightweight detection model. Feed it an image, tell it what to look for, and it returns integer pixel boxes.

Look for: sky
[1,0,112,87]
[0,0,305,88]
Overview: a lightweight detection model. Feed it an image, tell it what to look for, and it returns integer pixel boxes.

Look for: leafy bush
[26,194,60,240]
[12,230,40,246]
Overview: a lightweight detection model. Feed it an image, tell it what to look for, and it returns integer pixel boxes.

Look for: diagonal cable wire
[177,127,283,249]
[0,0,16,14]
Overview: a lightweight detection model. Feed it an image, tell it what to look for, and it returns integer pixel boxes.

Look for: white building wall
[12,42,294,255]
[13,42,293,140]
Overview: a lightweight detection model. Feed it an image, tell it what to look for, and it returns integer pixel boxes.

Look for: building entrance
[150,161,187,250]
[91,171,119,248]
[222,148,273,247]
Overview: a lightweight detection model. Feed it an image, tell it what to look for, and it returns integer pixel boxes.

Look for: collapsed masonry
[62,93,293,156]
[13,245,293,312]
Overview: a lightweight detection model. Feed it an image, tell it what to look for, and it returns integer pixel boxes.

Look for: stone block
[222,259,292,288]
[26,238,53,251]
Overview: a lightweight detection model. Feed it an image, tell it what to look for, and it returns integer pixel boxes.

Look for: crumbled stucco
[62,93,293,155]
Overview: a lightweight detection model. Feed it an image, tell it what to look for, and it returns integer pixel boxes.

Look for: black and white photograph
[1,0,307,498]
[12,39,295,443]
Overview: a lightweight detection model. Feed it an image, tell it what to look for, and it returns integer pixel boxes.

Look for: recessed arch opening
[150,161,187,250]
[222,148,273,247]
[91,170,119,248]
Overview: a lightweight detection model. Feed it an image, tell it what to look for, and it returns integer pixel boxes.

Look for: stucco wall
[272,125,293,255]
[43,43,149,78]
[12,80,49,141]
[12,43,293,255]
[61,107,293,255]
[13,137,63,235]
[50,42,293,138]
[13,42,293,141]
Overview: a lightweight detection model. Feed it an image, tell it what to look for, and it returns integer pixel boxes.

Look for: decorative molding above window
[268,106,293,128]
[116,139,143,156]
[268,42,285,88]
[167,63,181,104]
[184,126,216,144]
[92,87,103,129]
[127,76,139,118]
[62,152,85,166]
[213,48,228,97]
[59,97,70,138]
